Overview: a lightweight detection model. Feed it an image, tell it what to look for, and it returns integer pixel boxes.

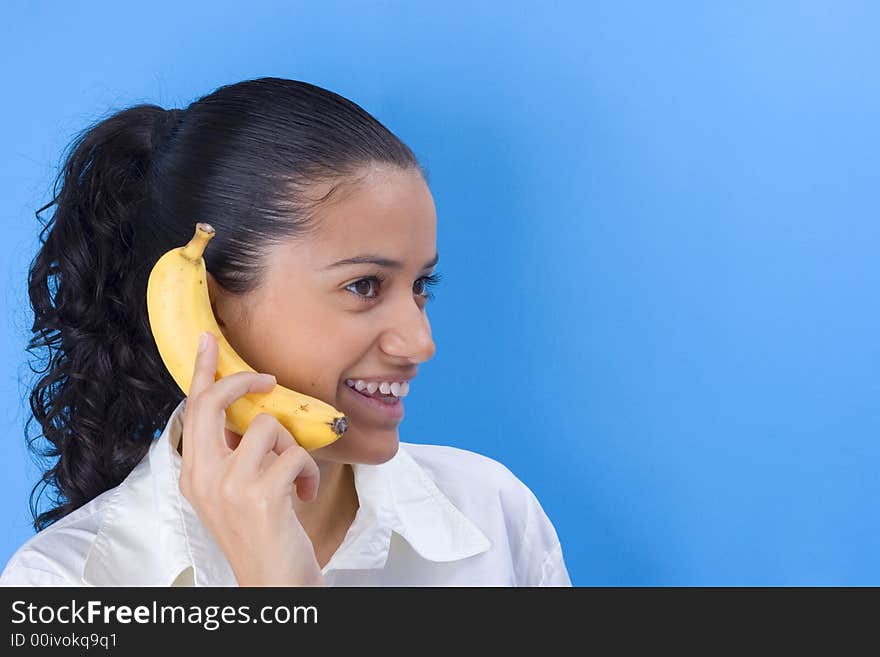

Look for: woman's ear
[205,271,227,329]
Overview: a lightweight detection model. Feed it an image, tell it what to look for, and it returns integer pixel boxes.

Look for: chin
[357,439,400,465]
[348,430,400,465]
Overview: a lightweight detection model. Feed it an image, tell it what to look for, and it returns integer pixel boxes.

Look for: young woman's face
[207,165,438,465]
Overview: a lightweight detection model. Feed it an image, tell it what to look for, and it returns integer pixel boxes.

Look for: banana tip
[332,415,348,437]
[182,223,216,261]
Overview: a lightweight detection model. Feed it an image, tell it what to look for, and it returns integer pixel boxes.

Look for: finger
[184,376,277,467]
[181,331,221,466]
[188,332,276,404]
[228,413,297,478]
[255,449,279,477]
[262,442,320,502]
[188,331,219,401]
[185,333,277,460]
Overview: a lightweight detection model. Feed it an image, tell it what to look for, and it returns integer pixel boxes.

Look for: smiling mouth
[342,377,410,403]
[336,381,403,424]
[348,385,399,405]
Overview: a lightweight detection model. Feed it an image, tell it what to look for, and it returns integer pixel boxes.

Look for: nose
[379,295,436,364]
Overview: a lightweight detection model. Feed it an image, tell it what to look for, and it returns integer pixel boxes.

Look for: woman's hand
[178,331,325,587]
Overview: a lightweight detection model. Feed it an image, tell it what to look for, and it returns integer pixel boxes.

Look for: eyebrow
[323,252,439,271]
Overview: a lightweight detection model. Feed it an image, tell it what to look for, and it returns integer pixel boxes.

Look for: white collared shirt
[1,399,571,587]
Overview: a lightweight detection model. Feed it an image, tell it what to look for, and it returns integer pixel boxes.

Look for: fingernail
[198,332,208,353]
[261,374,276,384]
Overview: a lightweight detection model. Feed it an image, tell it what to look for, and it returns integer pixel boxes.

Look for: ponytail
[26,105,187,531]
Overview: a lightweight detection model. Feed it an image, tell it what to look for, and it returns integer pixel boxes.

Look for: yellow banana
[146,222,348,450]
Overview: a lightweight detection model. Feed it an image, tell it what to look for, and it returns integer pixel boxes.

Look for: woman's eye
[345,273,442,304]
[345,276,385,302]
[348,278,378,299]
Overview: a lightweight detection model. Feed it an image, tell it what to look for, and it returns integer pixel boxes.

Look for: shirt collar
[82,398,491,586]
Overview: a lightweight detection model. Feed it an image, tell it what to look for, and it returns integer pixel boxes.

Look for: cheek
[258,307,368,394]
[278,338,360,396]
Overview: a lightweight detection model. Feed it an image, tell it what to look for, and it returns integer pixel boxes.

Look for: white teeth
[345,378,410,398]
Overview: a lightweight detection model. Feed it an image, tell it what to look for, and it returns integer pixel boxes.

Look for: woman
[0,77,570,586]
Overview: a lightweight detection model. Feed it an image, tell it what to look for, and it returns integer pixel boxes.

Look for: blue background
[1,1,877,585]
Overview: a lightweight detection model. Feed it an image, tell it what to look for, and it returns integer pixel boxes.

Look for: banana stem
[181,222,215,261]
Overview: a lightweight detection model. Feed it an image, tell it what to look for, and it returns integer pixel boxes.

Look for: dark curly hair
[25,77,425,532]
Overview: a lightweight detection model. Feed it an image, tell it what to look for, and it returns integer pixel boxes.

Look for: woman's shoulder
[0,487,119,586]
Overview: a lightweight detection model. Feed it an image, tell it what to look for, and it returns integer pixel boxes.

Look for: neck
[294,460,359,545]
